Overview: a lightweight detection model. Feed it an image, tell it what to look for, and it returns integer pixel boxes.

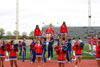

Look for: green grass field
[17,44,96,60]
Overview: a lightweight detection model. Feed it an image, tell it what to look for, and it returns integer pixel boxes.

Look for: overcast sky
[0,0,100,35]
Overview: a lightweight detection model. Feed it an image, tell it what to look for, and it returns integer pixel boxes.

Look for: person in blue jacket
[22,38,26,62]
[57,39,61,46]
[42,38,47,62]
[30,38,36,63]
[66,38,72,63]
[48,36,54,60]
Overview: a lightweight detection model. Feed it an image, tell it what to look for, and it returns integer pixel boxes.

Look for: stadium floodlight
[16,0,19,41]
[88,0,91,27]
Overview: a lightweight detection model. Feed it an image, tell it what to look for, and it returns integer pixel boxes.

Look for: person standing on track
[72,37,76,61]
[88,37,92,54]
[92,37,97,55]
[42,38,47,63]
[60,21,68,41]
[34,25,42,41]
[45,24,55,45]
[66,39,72,63]
[35,40,42,67]
[0,41,5,67]
[73,40,83,67]
[19,41,22,56]
[96,41,100,67]
[30,38,36,63]
[54,42,67,67]
[9,40,18,67]
[22,38,26,62]
[48,36,54,60]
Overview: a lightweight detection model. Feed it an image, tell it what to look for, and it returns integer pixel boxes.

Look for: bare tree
[0,28,5,39]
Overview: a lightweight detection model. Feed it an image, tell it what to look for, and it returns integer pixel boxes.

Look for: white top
[79,39,83,43]
[38,44,40,46]
[72,40,76,47]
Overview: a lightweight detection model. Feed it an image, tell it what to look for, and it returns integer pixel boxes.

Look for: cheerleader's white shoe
[46,42,49,45]
[75,65,77,67]
[48,58,50,60]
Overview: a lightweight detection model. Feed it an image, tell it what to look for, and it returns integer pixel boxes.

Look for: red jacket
[96,45,100,58]
[92,40,97,45]
[55,47,66,60]
[19,43,22,49]
[60,25,68,33]
[9,45,18,57]
[96,39,98,45]
[34,29,42,36]
[0,44,5,56]
[73,42,83,55]
[35,44,42,54]
[45,28,55,35]
[88,40,92,45]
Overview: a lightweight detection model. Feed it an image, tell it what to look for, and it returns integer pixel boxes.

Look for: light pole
[88,0,91,26]
[16,0,19,41]
[88,0,91,36]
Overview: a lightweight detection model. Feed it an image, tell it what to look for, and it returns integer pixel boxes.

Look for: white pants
[46,34,51,37]
[93,45,96,51]
[89,44,92,51]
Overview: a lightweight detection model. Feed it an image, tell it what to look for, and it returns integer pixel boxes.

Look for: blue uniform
[30,41,36,62]
[42,41,46,62]
[22,41,26,62]
[48,37,54,59]
[66,41,72,62]
[57,41,60,46]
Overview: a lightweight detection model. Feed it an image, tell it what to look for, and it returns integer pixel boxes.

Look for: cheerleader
[72,37,76,61]
[30,38,36,63]
[48,36,54,60]
[19,41,22,56]
[35,40,42,67]
[54,42,67,67]
[88,37,92,54]
[67,39,72,63]
[42,38,47,62]
[96,41,100,67]
[0,41,5,67]
[9,40,18,67]
[92,37,98,55]
[60,21,68,41]
[45,24,55,44]
[22,38,26,62]
[34,25,42,41]
[73,40,83,67]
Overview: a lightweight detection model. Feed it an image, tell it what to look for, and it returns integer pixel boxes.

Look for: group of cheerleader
[0,21,100,67]
[0,40,18,67]
[88,37,98,55]
[88,36,100,67]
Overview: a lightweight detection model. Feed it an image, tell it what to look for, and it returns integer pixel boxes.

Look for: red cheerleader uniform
[88,37,92,50]
[73,42,83,56]
[0,44,5,57]
[96,38,98,45]
[35,44,42,57]
[92,37,97,51]
[96,45,100,60]
[9,45,18,60]
[55,47,66,63]
[60,25,68,34]
[45,28,55,35]
[34,29,42,36]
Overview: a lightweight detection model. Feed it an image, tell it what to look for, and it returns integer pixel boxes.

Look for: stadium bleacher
[42,26,100,41]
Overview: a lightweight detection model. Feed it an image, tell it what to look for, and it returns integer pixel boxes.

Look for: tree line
[0,28,34,39]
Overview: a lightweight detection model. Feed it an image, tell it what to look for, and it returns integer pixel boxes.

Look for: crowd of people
[0,21,100,67]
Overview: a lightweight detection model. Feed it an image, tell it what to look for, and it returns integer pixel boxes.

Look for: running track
[4,60,97,67]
